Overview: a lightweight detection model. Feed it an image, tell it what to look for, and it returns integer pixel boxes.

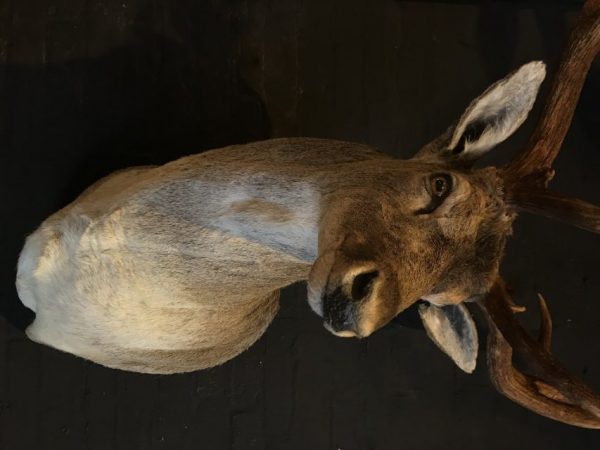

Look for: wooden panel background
[0,1,599,449]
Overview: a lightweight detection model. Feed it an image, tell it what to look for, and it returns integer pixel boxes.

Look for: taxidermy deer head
[15,0,600,429]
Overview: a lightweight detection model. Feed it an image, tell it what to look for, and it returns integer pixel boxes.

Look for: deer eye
[417,173,454,215]
[431,174,452,198]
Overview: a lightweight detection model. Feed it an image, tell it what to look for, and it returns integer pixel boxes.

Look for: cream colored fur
[16,139,388,373]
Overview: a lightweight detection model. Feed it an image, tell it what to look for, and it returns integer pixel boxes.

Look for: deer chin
[323,322,360,338]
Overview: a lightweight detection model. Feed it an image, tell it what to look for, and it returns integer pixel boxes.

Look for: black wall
[1,1,599,449]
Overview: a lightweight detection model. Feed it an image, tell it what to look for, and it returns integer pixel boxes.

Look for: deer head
[306,62,544,359]
[307,0,600,427]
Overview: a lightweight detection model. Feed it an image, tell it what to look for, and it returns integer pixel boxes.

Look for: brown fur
[15,62,545,373]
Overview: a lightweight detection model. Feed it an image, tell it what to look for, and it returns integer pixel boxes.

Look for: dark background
[1,0,599,449]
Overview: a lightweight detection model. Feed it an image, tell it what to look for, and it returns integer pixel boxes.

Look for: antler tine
[507,187,600,234]
[479,279,600,429]
[505,0,600,183]
[537,293,552,353]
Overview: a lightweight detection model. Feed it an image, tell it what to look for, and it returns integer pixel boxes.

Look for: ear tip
[460,360,477,374]
[520,60,547,83]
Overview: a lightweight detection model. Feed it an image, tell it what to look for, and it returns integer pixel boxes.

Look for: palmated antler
[502,0,600,231]
[479,279,600,429]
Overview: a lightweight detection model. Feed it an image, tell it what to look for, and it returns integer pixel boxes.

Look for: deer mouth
[322,322,359,338]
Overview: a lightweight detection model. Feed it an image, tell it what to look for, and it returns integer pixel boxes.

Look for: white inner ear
[448,61,546,158]
[418,303,478,373]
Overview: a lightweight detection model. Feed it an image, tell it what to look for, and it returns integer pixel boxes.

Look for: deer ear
[418,303,478,373]
[414,61,546,163]
[448,61,546,160]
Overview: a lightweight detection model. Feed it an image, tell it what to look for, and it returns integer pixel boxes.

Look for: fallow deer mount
[14,0,600,429]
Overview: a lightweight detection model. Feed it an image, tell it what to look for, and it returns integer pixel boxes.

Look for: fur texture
[16,62,545,373]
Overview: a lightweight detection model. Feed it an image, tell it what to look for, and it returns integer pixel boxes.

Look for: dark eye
[431,175,451,198]
[416,173,454,215]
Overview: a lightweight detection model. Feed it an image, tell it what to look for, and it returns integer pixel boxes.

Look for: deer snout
[321,270,380,338]
[322,287,359,337]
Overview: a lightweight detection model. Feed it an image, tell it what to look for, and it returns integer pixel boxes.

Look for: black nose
[322,287,355,332]
[322,271,378,333]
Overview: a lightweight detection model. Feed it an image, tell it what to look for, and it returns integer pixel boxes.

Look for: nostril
[351,270,379,301]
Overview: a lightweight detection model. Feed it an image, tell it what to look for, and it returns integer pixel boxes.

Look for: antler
[481,0,600,427]
[505,0,600,182]
[509,187,600,234]
[479,279,600,428]
[502,0,600,231]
